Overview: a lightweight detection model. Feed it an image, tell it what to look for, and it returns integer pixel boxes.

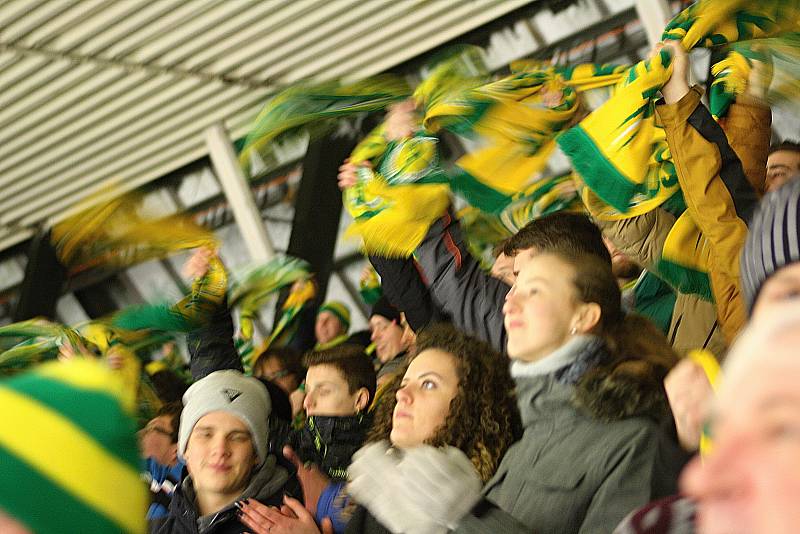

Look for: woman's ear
[354,387,370,413]
[574,302,602,334]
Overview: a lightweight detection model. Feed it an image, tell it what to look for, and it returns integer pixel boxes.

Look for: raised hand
[654,40,691,104]
[283,445,331,517]
[182,246,217,280]
[337,159,371,190]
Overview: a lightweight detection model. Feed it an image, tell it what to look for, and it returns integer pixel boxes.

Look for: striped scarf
[459,173,586,261]
[238,77,411,168]
[52,191,216,272]
[113,255,229,334]
[0,320,85,373]
[345,57,625,256]
[559,0,800,295]
[561,0,800,214]
[229,256,310,340]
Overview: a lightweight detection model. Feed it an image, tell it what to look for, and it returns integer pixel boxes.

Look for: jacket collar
[512,336,668,424]
[177,454,288,532]
[510,335,604,381]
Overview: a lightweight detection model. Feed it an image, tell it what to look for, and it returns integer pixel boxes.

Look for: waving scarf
[459,173,585,261]
[345,54,626,256]
[113,255,228,335]
[0,320,85,373]
[238,77,411,168]
[559,0,800,296]
[52,191,217,272]
[229,256,310,340]
[560,0,800,216]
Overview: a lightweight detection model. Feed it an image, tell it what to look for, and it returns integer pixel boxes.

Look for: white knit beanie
[178,370,271,465]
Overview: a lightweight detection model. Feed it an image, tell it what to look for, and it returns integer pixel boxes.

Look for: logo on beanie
[222,388,242,402]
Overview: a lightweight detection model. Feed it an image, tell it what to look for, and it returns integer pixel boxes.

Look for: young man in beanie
[155,370,292,534]
[314,301,351,350]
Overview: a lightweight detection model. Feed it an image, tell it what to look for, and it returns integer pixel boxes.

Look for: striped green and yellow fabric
[558,49,679,217]
[113,255,229,334]
[238,76,411,168]
[52,191,217,272]
[715,33,800,113]
[560,0,800,216]
[256,278,317,364]
[0,359,147,533]
[229,256,311,340]
[0,320,87,374]
[344,128,452,257]
[427,62,626,214]
[359,265,383,306]
[559,0,800,296]
[344,54,626,256]
[458,173,585,261]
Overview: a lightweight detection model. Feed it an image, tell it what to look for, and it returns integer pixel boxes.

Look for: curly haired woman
[352,250,686,534]
[235,323,521,534]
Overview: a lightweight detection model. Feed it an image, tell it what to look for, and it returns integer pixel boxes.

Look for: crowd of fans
[3,28,800,534]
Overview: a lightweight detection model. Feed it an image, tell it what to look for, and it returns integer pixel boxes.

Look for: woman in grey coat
[353,250,687,534]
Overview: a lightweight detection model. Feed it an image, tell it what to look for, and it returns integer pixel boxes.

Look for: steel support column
[206,122,275,262]
[634,0,673,47]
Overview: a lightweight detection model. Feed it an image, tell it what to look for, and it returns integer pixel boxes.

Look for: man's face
[766,150,800,192]
[303,364,366,416]
[139,415,178,467]
[315,311,345,345]
[681,336,800,534]
[369,315,406,363]
[184,411,257,502]
[254,356,298,395]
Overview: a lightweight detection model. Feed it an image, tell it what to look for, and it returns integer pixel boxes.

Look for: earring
[570,326,577,335]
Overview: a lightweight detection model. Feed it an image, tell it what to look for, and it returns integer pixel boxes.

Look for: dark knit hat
[741,176,800,313]
[370,296,401,323]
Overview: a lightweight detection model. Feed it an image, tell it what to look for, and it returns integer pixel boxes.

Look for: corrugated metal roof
[0,0,536,252]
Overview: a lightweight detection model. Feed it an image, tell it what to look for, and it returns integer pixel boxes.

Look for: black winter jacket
[152,455,290,534]
[413,211,509,352]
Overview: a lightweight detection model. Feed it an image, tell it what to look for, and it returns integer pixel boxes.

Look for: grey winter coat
[456,338,686,534]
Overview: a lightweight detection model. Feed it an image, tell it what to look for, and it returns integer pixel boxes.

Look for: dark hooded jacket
[152,455,290,534]
[455,336,686,534]
[412,211,509,353]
